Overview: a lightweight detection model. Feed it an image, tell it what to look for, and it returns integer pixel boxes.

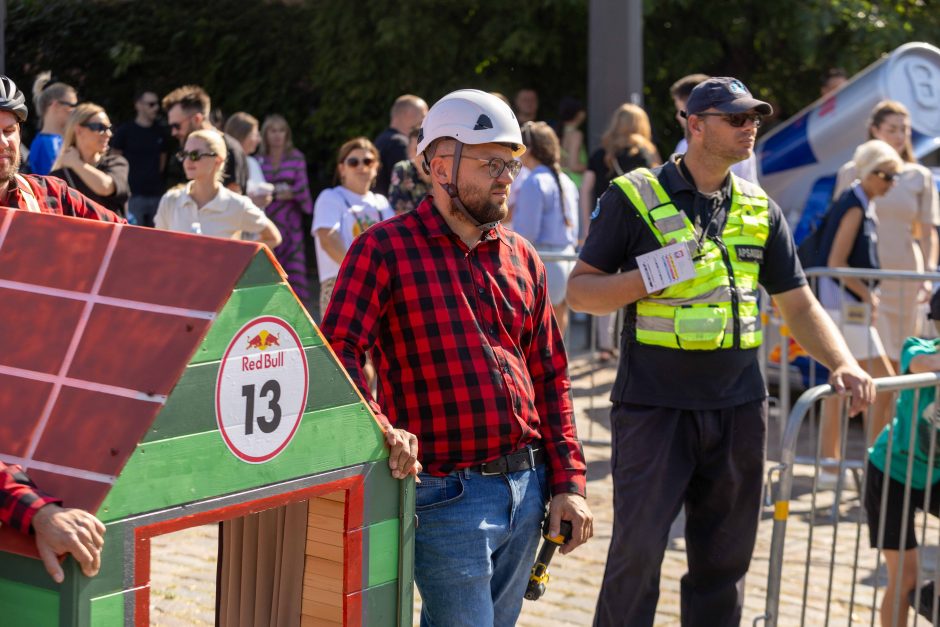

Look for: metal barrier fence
[761,372,940,627]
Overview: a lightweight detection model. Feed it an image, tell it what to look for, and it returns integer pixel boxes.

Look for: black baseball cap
[928,289,940,320]
[684,77,773,117]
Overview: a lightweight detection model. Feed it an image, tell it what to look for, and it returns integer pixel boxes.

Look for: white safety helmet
[416,89,525,160]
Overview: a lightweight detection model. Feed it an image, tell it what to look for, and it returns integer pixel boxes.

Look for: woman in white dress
[834,100,940,370]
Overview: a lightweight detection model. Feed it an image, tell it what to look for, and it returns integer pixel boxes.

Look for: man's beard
[452,180,508,225]
[0,148,19,185]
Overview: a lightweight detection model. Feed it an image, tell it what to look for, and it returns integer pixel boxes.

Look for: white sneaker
[817,458,845,490]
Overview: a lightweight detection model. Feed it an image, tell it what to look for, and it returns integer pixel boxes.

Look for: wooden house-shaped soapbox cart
[0,207,414,626]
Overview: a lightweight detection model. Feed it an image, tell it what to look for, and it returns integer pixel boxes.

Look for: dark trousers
[594,399,767,627]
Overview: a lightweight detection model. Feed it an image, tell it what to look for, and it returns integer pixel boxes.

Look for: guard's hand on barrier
[829,363,876,416]
[548,493,593,555]
[31,504,106,582]
[385,427,422,480]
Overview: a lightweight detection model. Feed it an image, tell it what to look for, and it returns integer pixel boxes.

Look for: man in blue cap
[568,77,875,625]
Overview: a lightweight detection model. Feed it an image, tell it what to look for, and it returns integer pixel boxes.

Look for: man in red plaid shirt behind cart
[321,89,593,626]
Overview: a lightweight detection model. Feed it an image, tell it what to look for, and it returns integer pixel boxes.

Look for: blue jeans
[128,194,161,228]
[415,464,549,627]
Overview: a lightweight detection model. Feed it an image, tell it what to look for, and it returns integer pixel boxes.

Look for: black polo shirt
[579,156,806,409]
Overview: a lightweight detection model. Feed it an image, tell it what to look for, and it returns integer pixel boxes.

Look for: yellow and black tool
[524,518,573,601]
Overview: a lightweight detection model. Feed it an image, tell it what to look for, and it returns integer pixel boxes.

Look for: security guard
[567,77,875,626]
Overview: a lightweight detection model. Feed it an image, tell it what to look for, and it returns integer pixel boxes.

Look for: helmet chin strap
[440,140,501,233]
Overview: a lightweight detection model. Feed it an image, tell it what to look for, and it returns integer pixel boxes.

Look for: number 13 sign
[215,316,309,463]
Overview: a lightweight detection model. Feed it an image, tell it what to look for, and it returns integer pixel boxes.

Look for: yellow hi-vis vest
[612,168,770,351]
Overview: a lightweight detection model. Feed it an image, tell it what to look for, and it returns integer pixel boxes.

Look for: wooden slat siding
[235,249,286,289]
[190,283,321,366]
[303,493,347,624]
[142,346,361,444]
[300,614,343,627]
[98,405,385,522]
[361,462,400,528]
[301,599,344,623]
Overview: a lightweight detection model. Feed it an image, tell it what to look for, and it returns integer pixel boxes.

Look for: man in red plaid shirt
[321,89,592,625]
[0,75,116,583]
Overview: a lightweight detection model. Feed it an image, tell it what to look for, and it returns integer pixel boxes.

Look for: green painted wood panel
[89,590,125,625]
[235,250,285,289]
[190,283,321,365]
[362,461,403,528]
[398,477,415,627]
[366,518,400,588]
[0,578,59,626]
[99,403,386,521]
[77,520,127,600]
[144,346,360,443]
[0,550,59,590]
[361,580,399,627]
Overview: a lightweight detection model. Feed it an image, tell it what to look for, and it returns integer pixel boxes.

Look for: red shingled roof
[0,207,263,556]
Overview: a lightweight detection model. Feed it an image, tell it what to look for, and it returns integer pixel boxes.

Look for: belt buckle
[479,461,504,476]
[526,446,535,470]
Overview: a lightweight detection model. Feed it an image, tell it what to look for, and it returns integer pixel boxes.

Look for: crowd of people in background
[17,68,939,350]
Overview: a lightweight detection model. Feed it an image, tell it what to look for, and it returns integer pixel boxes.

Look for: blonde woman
[818,139,904,481]
[50,103,129,217]
[580,103,661,361]
[155,129,280,248]
[29,72,77,175]
[834,101,940,370]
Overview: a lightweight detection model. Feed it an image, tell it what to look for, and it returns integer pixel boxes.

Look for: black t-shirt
[818,186,880,272]
[50,153,130,218]
[222,133,249,195]
[579,156,807,409]
[374,127,408,196]
[587,145,656,203]
[110,121,170,196]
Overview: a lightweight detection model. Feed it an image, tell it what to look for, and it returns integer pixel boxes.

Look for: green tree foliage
[6,0,587,189]
[6,0,938,186]
[643,0,940,154]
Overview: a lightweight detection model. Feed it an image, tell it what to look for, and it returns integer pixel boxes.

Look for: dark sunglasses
[871,170,899,183]
[81,122,112,134]
[57,99,78,108]
[345,156,376,168]
[176,150,217,162]
[141,101,159,108]
[694,112,764,128]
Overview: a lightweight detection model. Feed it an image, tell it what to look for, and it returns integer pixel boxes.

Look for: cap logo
[729,80,747,96]
[473,114,493,131]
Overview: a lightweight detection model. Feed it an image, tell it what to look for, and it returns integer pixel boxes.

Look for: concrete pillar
[587,0,643,151]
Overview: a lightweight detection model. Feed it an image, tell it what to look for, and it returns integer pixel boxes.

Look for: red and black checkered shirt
[0,462,60,534]
[3,173,124,222]
[321,196,586,496]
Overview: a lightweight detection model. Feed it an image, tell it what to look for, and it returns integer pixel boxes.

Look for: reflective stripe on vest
[612,168,769,350]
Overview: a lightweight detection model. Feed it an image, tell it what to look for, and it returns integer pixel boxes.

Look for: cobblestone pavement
[150,337,935,626]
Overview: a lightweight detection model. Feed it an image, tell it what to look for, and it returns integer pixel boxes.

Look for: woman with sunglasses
[29,72,78,175]
[154,129,281,249]
[514,121,579,334]
[257,114,315,307]
[313,137,391,318]
[49,103,129,217]
[816,139,904,483]
[834,101,940,373]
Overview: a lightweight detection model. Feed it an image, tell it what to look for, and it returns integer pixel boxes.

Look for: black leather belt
[471,447,545,476]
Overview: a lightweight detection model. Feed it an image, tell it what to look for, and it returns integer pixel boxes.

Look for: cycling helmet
[0,76,28,122]
[416,90,524,231]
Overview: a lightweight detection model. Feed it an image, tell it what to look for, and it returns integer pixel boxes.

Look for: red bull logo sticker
[215,315,309,463]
